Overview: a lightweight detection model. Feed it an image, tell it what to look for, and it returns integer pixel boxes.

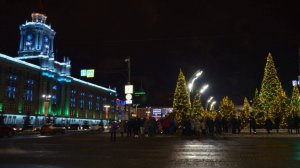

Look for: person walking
[249,112,256,134]
[110,121,118,142]
[265,116,273,134]
[293,114,300,134]
[274,115,280,133]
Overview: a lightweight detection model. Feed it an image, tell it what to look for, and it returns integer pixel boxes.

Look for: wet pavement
[0,132,300,168]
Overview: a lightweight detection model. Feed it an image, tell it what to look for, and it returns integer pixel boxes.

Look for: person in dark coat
[236,116,242,134]
[274,115,281,133]
[249,112,256,134]
[110,121,118,142]
[293,114,300,134]
[265,116,273,134]
[287,114,293,134]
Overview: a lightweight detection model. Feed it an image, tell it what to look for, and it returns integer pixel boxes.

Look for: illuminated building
[0,13,117,126]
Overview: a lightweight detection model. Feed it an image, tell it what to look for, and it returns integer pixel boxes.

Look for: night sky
[1,0,300,107]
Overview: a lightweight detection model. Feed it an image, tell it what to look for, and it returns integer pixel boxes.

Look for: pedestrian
[110,121,118,142]
[119,120,125,137]
[293,114,300,134]
[236,116,241,134]
[265,116,273,134]
[249,112,256,134]
[274,115,280,133]
[287,114,293,134]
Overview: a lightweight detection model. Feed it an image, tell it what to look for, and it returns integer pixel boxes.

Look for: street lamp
[187,70,203,93]
[199,84,209,94]
[42,94,52,124]
[206,96,213,111]
[104,105,110,121]
[210,101,216,111]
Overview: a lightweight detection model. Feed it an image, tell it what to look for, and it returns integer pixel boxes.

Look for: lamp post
[104,105,110,121]
[199,84,209,95]
[206,96,214,111]
[210,101,216,111]
[187,70,203,94]
[42,94,51,124]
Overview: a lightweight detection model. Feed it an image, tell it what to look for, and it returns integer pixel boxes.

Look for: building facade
[0,13,117,127]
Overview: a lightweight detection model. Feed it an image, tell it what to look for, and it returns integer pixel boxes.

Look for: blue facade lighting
[41,71,55,78]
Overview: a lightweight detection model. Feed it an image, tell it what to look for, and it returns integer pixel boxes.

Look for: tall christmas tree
[219,96,235,119]
[290,85,300,116]
[271,90,289,127]
[173,69,191,127]
[241,97,251,128]
[259,53,284,119]
[192,93,205,120]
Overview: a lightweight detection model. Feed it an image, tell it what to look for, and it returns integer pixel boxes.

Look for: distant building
[0,13,117,126]
[136,107,173,120]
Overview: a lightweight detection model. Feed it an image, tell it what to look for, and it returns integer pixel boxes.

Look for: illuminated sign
[125,85,133,94]
[80,70,86,76]
[134,92,146,95]
[80,69,95,78]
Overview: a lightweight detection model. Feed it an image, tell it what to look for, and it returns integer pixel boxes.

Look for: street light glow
[207,96,213,103]
[104,105,110,108]
[188,70,203,93]
[210,101,216,111]
[200,84,209,94]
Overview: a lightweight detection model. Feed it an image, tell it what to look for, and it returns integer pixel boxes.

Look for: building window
[6,75,17,100]
[70,90,76,108]
[111,100,115,113]
[102,97,107,111]
[88,94,93,110]
[96,96,100,111]
[52,85,57,105]
[24,80,34,102]
[79,92,85,109]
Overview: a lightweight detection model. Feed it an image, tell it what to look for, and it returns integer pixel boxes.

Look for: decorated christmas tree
[219,96,235,119]
[173,69,191,127]
[290,85,300,116]
[271,90,289,127]
[258,53,284,121]
[192,93,205,120]
[241,97,251,128]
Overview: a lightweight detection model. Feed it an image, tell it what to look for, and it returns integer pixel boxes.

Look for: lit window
[6,75,17,100]
[52,85,57,105]
[96,96,100,111]
[24,80,34,102]
[70,90,76,108]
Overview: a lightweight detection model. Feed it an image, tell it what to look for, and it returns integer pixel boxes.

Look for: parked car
[22,125,35,132]
[82,121,90,130]
[6,124,23,133]
[68,124,81,130]
[0,125,15,137]
[90,124,104,132]
[40,124,66,135]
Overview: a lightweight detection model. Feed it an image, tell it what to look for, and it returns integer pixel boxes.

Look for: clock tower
[18,13,55,58]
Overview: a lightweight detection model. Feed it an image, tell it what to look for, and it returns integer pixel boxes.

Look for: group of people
[108,112,300,142]
[109,115,177,142]
[182,115,243,136]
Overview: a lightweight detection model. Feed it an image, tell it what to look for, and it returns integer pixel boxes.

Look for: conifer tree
[271,91,289,127]
[258,53,284,120]
[192,93,205,120]
[173,69,191,127]
[290,85,300,116]
[219,96,235,119]
[241,97,251,128]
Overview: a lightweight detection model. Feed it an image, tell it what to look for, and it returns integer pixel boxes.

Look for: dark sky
[1,0,300,107]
